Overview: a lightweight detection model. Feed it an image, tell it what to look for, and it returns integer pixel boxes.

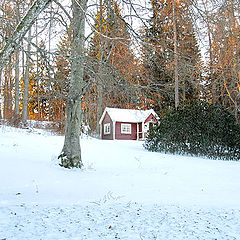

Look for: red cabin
[99,107,159,140]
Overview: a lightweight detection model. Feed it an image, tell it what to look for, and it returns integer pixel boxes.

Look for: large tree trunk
[58,0,87,169]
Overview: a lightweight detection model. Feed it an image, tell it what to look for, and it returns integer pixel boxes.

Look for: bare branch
[0,0,52,72]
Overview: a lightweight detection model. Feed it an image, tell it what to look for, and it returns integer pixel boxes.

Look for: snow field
[0,125,240,239]
[1,203,240,240]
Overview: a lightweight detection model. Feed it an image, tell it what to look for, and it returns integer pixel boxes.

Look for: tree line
[0,0,239,167]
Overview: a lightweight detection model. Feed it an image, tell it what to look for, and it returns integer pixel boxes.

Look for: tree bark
[48,1,53,121]
[58,0,87,168]
[173,0,179,108]
[35,20,41,120]
[202,1,214,103]
[14,47,20,118]
[14,0,21,119]
[0,70,2,119]
[96,0,104,136]
[0,0,51,72]
[22,29,32,124]
[96,83,103,136]
[3,67,8,120]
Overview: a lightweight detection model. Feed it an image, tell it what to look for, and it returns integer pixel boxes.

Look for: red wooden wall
[115,122,137,140]
[144,113,158,124]
[101,112,113,140]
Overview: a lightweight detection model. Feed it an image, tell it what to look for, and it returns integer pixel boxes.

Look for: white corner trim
[99,108,108,124]
[113,121,116,140]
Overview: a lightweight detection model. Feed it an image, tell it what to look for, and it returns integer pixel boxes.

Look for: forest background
[0,0,240,167]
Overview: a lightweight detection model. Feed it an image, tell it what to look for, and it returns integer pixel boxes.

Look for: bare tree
[58,0,87,168]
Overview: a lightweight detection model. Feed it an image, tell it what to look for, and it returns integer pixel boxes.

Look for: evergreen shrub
[144,101,240,160]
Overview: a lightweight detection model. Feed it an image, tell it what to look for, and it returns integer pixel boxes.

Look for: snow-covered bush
[144,101,240,160]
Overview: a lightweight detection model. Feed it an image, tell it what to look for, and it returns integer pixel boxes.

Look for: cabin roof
[99,107,158,124]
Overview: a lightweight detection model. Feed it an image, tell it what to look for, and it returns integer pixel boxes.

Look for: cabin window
[121,124,131,134]
[104,123,111,135]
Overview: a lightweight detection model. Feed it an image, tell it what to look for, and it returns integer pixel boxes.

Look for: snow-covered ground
[0,125,240,239]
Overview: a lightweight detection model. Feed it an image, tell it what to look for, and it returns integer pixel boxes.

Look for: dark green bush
[144,101,240,160]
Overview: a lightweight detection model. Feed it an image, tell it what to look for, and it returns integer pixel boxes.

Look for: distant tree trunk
[58,0,87,168]
[35,20,40,120]
[22,29,32,124]
[48,1,53,121]
[96,0,104,136]
[173,0,179,108]
[14,1,21,120]
[21,42,25,116]
[0,70,2,119]
[4,62,14,120]
[202,1,214,103]
[3,67,8,120]
[14,47,20,119]
[3,64,11,120]
[96,82,103,135]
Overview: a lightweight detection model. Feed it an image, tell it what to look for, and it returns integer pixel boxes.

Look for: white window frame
[104,123,111,135]
[121,123,131,134]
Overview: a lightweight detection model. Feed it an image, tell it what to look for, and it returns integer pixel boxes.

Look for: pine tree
[141,0,202,113]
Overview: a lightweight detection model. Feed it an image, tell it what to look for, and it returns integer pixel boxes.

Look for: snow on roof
[99,107,158,124]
